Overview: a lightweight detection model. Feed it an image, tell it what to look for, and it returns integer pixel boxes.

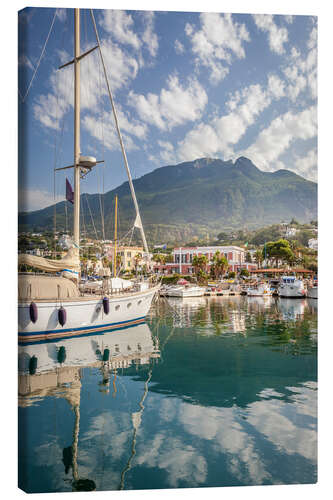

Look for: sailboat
[18,9,160,343]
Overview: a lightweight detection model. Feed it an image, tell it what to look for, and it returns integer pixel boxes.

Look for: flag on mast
[66,178,74,204]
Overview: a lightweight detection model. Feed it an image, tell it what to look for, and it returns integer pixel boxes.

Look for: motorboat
[247,282,273,297]
[166,284,205,297]
[278,276,306,298]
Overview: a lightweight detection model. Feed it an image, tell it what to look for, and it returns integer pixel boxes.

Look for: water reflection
[19,297,317,492]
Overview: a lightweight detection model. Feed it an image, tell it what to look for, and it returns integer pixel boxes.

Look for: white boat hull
[278,288,306,298]
[167,287,205,297]
[18,286,159,343]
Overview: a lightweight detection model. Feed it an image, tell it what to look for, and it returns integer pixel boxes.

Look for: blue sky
[18,7,317,212]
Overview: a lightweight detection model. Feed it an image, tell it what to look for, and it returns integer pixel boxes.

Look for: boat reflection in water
[18,323,160,492]
[19,297,317,492]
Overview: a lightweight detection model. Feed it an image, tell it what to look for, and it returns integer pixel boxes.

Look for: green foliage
[210,251,228,280]
[240,268,250,277]
[228,271,236,279]
[265,239,294,267]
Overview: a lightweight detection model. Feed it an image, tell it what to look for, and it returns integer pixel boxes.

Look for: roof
[249,268,314,274]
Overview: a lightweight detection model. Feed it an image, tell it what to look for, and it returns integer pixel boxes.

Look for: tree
[264,239,294,267]
[217,231,228,241]
[254,249,263,267]
[133,253,142,274]
[210,251,228,280]
[153,253,166,265]
[245,251,252,263]
[192,254,208,282]
[240,268,250,277]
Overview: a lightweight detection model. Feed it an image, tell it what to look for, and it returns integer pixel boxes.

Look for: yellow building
[103,244,144,272]
[118,246,144,272]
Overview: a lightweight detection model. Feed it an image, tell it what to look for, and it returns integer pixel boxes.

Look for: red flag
[66,178,74,204]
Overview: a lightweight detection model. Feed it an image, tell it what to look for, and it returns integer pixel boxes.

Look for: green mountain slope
[19,157,317,243]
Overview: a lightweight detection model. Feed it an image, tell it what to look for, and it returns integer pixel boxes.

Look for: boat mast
[113,195,118,277]
[73,8,81,248]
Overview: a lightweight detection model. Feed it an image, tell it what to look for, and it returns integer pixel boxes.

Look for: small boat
[166,284,205,297]
[247,282,273,297]
[278,276,307,298]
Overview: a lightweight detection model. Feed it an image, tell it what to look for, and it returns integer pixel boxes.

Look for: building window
[127,252,131,257]
[127,261,131,267]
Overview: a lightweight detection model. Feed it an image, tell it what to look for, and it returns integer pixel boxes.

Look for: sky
[18,7,317,212]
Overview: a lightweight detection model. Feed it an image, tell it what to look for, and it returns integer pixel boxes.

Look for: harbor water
[18,296,317,492]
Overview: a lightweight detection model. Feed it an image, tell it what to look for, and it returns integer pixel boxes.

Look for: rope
[19,9,57,103]
[84,193,99,240]
[90,9,149,255]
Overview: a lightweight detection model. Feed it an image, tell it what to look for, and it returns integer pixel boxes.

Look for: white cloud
[33,37,139,131]
[174,39,185,55]
[157,140,175,163]
[242,106,317,172]
[177,75,284,161]
[56,8,66,22]
[128,75,208,131]
[82,106,147,152]
[284,15,294,24]
[294,149,317,181]
[281,24,317,103]
[18,54,34,71]
[141,11,159,57]
[186,13,250,84]
[100,10,141,50]
[253,14,288,55]
[19,188,64,212]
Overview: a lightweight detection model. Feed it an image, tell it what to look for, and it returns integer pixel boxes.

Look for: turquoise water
[18,296,317,492]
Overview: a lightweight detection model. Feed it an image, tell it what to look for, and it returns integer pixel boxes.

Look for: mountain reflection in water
[18,296,317,492]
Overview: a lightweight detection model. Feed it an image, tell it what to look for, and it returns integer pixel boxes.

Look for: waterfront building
[153,245,257,275]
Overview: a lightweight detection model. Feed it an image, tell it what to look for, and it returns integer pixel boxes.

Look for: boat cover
[18,247,80,275]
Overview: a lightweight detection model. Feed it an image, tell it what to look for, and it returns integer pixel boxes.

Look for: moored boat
[278,276,307,298]
[247,282,273,297]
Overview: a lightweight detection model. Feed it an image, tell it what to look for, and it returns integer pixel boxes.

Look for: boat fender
[29,302,38,323]
[57,345,66,364]
[58,306,67,327]
[103,297,110,315]
[29,355,37,375]
[103,348,110,362]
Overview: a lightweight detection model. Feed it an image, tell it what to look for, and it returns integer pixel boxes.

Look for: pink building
[153,245,257,275]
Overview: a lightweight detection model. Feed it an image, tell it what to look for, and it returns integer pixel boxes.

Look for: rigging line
[84,192,99,241]
[19,9,58,103]
[90,9,149,255]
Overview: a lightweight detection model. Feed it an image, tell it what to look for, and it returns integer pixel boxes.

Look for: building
[308,238,318,250]
[153,245,257,275]
[104,245,144,272]
[285,227,298,238]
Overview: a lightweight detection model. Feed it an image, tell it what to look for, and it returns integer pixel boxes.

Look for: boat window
[115,305,120,310]
[127,303,132,308]
[138,300,142,305]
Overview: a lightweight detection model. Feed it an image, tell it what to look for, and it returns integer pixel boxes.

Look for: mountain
[18,157,317,244]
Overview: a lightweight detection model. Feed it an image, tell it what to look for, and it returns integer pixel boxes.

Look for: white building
[308,238,318,250]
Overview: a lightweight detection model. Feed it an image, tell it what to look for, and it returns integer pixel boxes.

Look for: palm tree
[192,254,208,283]
[211,251,228,280]
[254,249,263,268]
